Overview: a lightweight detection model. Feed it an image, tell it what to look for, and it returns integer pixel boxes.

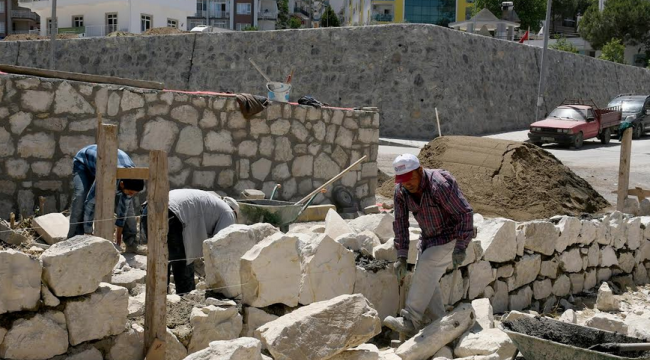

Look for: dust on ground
[380,136,609,221]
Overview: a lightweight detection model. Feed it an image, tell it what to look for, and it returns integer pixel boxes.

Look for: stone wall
[0,73,379,218]
[1,24,649,140]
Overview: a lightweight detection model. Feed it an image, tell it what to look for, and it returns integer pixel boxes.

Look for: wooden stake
[617,127,633,211]
[9,213,15,229]
[144,150,169,360]
[39,197,45,215]
[435,107,442,137]
[95,124,118,241]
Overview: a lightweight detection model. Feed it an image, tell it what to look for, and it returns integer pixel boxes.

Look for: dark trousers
[167,214,195,294]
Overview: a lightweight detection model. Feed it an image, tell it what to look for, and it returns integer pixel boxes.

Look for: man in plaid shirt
[384,153,473,336]
[67,144,145,253]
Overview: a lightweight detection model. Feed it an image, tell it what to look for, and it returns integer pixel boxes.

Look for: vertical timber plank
[95,124,118,241]
[617,127,633,211]
[144,150,169,359]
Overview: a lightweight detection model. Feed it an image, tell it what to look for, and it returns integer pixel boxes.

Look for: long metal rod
[296,155,367,204]
[534,0,552,122]
[50,0,57,70]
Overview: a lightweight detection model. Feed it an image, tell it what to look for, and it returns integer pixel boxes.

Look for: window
[72,15,84,28]
[0,21,5,34]
[236,22,250,30]
[167,18,178,28]
[46,17,58,35]
[0,2,5,12]
[213,20,229,28]
[106,13,118,33]
[141,14,152,32]
[237,3,252,14]
[404,0,455,25]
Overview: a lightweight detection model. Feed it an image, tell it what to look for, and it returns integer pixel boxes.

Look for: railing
[373,14,393,21]
[194,10,230,18]
[11,9,40,21]
[17,0,49,3]
[259,10,278,20]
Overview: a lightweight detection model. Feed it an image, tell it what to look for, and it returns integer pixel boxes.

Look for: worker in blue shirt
[67,144,145,254]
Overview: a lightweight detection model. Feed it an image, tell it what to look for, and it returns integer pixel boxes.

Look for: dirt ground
[378,136,609,221]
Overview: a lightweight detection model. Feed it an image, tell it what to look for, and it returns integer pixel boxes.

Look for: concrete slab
[33,213,69,245]
[297,205,337,222]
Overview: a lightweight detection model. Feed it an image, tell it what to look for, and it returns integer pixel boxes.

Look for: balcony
[258,9,278,20]
[193,10,230,18]
[373,13,393,21]
[11,9,40,22]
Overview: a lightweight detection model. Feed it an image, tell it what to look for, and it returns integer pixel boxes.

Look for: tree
[549,35,579,53]
[289,16,302,29]
[320,5,341,27]
[277,0,290,29]
[579,0,650,50]
[243,25,259,31]
[599,38,625,63]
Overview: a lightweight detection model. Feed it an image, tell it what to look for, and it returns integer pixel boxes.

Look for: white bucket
[267,82,292,103]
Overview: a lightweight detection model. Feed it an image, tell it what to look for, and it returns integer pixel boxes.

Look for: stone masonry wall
[0,73,379,218]
[1,24,649,140]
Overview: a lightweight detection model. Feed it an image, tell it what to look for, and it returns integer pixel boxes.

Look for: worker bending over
[384,154,474,336]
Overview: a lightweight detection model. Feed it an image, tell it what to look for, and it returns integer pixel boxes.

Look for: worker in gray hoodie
[142,189,238,294]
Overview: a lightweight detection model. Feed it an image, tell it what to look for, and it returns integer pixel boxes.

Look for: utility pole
[50,0,57,70]
[534,0,552,122]
[205,0,209,25]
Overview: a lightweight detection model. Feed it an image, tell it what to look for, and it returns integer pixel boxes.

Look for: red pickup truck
[528,100,622,149]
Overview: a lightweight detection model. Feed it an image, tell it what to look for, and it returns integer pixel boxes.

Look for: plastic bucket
[267,82,292,103]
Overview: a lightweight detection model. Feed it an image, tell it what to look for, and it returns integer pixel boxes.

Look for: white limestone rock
[354,267,399,321]
[490,281,509,314]
[585,313,628,334]
[241,233,304,307]
[0,249,41,314]
[600,246,619,267]
[532,279,553,300]
[569,273,585,294]
[64,283,129,346]
[509,286,533,311]
[596,282,620,312]
[468,261,496,300]
[395,304,475,360]
[636,240,650,264]
[65,348,103,360]
[475,218,516,263]
[520,221,559,256]
[606,212,627,249]
[335,232,380,257]
[626,218,642,250]
[559,309,577,324]
[110,268,147,290]
[587,242,600,268]
[555,216,583,252]
[166,328,188,360]
[373,238,397,262]
[299,235,356,305]
[623,198,640,216]
[32,213,69,245]
[624,315,650,341]
[128,292,146,318]
[454,328,516,359]
[188,305,243,353]
[349,213,395,242]
[42,284,60,307]
[204,225,270,298]
[124,253,147,271]
[108,323,144,360]
[441,268,468,306]
[256,294,381,360]
[325,209,355,240]
[634,264,649,284]
[241,307,279,338]
[471,298,494,331]
[41,235,119,297]
[618,252,636,273]
[579,219,599,246]
[184,338,263,360]
[559,248,583,273]
[513,254,542,289]
[433,346,454,360]
[0,311,68,360]
[329,343,380,360]
[584,269,598,291]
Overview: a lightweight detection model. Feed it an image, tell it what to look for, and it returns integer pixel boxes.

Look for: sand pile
[379,136,609,221]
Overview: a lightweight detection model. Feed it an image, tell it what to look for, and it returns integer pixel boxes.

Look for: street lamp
[50,0,56,70]
[534,0,552,121]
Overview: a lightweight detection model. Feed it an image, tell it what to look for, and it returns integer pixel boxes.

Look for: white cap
[393,154,420,175]
[223,196,239,217]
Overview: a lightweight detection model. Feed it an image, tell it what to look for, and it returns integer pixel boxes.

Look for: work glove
[452,248,466,269]
[393,257,408,282]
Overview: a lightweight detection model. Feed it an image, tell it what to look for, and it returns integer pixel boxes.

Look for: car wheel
[640,123,646,137]
[600,128,611,144]
[572,132,584,149]
[633,124,642,139]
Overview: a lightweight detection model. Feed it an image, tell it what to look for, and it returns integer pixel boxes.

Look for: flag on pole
[519,30,529,43]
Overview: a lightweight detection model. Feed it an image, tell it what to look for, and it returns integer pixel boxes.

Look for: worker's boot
[125,244,147,255]
[383,315,416,338]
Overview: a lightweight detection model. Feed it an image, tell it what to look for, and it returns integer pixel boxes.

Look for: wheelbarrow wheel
[280,224,290,233]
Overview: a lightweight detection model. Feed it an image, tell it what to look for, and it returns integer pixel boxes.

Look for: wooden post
[9,213,15,229]
[617,127,633,211]
[95,124,118,241]
[435,107,442,138]
[144,150,169,360]
[39,197,46,215]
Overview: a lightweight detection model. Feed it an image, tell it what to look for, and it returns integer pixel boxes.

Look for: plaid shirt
[393,169,473,258]
[74,145,135,233]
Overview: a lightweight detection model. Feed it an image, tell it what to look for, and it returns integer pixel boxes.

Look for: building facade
[0,0,40,38]
[370,0,456,25]
[186,0,276,31]
[20,0,194,36]
[0,0,7,37]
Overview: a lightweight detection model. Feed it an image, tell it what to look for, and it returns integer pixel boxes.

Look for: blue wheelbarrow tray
[501,316,650,360]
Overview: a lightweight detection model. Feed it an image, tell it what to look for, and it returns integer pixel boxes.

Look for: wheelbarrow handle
[270,184,282,200]
[299,189,325,214]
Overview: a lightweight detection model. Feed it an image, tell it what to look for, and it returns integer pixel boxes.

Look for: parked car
[528,100,622,149]
[607,94,650,139]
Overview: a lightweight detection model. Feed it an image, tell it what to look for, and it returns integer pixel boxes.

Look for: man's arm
[83,182,97,234]
[437,171,473,251]
[114,191,132,245]
[392,186,411,258]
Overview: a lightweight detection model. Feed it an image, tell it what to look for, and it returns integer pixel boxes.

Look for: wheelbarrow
[236,188,321,232]
[500,316,650,360]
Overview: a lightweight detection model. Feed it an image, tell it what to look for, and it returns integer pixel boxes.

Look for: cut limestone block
[107,323,144,360]
[569,272,585,294]
[559,309,577,324]
[618,252,636,273]
[166,328,188,360]
[395,304,475,360]
[299,235,356,305]
[204,225,264,298]
[297,204,337,222]
[241,233,304,307]
[627,218,642,250]
[64,283,129,346]
[241,307,279,338]
[441,268,468,306]
[513,254,541,289]
[66,348,103,360]
[636,240,650,264]
[0,311,68,360]
[509,286,533,311]
[606,212,627,249]
[584,269,598,291]
[532,279,553,300]
[354,267,399,321]
[188,305,243,353]
[373,238,397,262]
[110,268,147,290]
[184,338,263,360]
[0,249,41,314]
[41,235,120,297]
[32,213,69,245]
[579,219,598,246]
[471,298,494,331]
[596,282,620,312]
[329,343,380,360]
[0,220,30,245]
[42,284,60,307]
[624,315,650,341]
[554,216,582,252]
[256,294,381,360]
[597,267,613,283]
[519,220,559,256]
[468,261,495,300]
[585,313,628,334]
[474,218,516,263]
[559,248,583,273]
[123,253,147,271]
[540,259,559,279]
[324,209,355,240]
[128,292,146,318]
[601,246,619,267]
[454,328,516,359]
[335,232,379,257]
[490,281,509,314]
[349,213,395,243]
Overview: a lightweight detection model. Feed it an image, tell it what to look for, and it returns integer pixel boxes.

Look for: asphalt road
[378,131,650,207]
